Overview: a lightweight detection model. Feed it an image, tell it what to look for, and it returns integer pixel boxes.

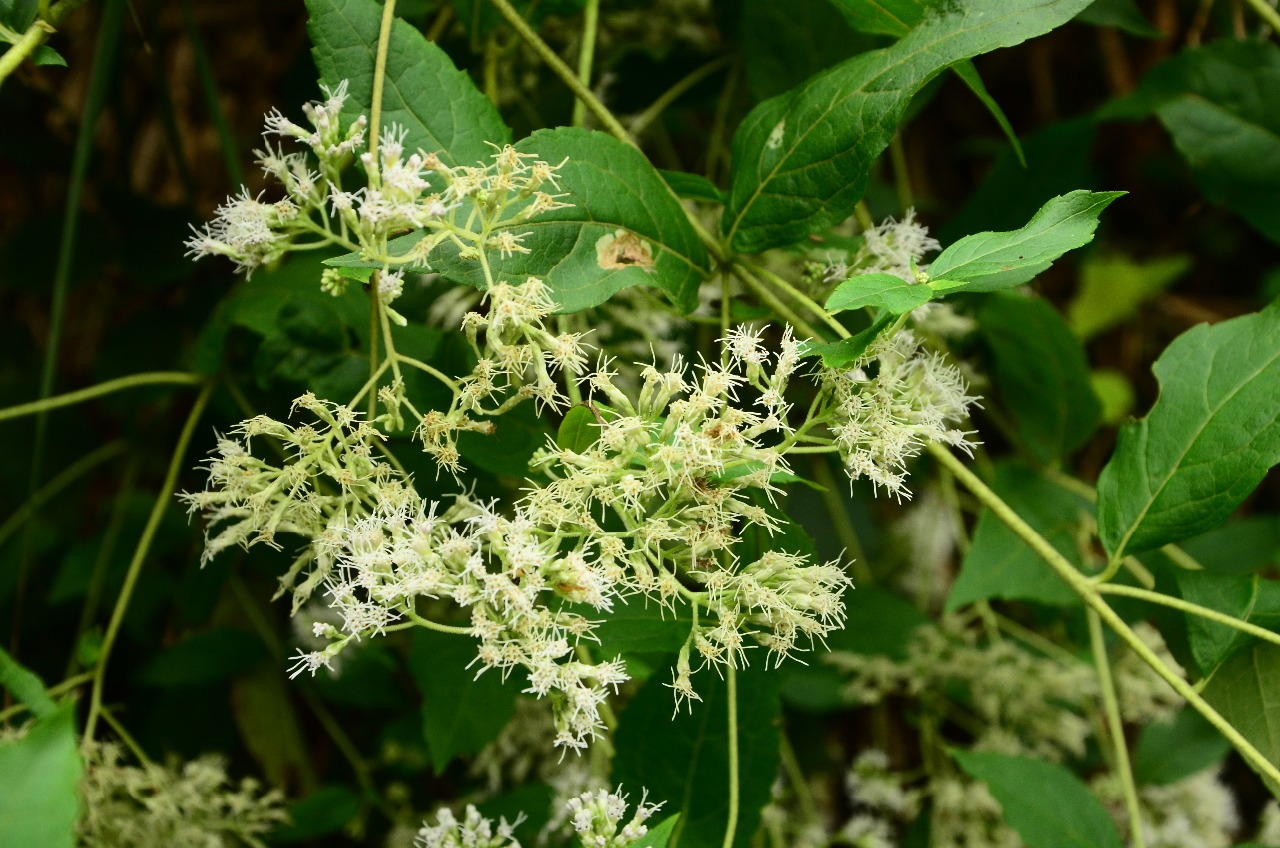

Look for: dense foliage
[2,0,1280,846]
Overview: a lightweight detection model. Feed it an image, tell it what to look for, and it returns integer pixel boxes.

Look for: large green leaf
[979,293,1100,463]
[1180,516,1280,576]
[408,629,517,774]
[1175,571,1280,676]
[1096,299,1280,559]
[0,701,81,848]
[328,128,709,313]
[947,463,1087,610]
[1203,643,1280,776]
[613,665,780,848]
[306,0,510,167]
[1067,252,1191,340]
[826,272,932,315]
[740,0,878,101]
[1133,708,1232,786]
[927,191,1123,293]
[953,751,1124,848]
[830,0,1023,163]
[1103,40,1280,243]
[721,0,1092,253]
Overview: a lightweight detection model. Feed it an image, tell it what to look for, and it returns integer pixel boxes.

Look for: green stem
[929,442,1280,790]
[1088,609,1146,848]
[98,705,151,766]
[0,671,94,724]
[1098,583,1280,650]
[630,55,732,137]
[732,263,824,341]
[0,21,48,83]
[406,609,473,635]
[744,260,848,337]
[1243,0,1280,31]
[778,728,819,823]
[0,441,123,552]
[722,662,740,848]
[368,0,398,171]
[83,381,214,742]
[0,371,204,423]
[487,0,635,146]
[571,0,600,128]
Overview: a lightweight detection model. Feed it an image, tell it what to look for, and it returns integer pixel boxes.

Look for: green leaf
[659,170,725,204]
[1075,0,1165,38]
[456,403,544,477]
[271,786,362,842]
[1203,643,1280,776]
[408,628,517,774]
[953,750,1124,848]
[799,312,895,368]
[740,0,878,101]
[1180,516,1280,576]
[0,701,81,848]
[829,0,1024,163]
[613,665,780,848]
[1096,299,1280,559]
[634,814,681,848]
[589,597,691,656]
[722,0,1092,253]
[0,0,37,31]
[1067,252,1191,340]
[557,405,600,453]
[1103,40,1280,243]
[330,128,710,313]
[1175,571,1280,676]
[139,629,267,687]
[231,665,314,793]
[31,45,66,67]
[979,293,1100,463]
[1133,708,1232,786]
[947,463,1087,610]
[829,0,926,36]
[826,273,933,314]
[306,0,510,167]
[927,191,1123,293]
[0,645,55,718]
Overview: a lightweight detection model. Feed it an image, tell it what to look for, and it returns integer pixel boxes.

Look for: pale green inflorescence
[183,83,982,753]
[77,742,288,848]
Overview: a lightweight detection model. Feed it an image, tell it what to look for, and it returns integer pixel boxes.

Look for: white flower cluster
[415,805,523,848]
[187,79,571,288]
[836,209,940,285]
[830,618,1098,762]
[186,82,365,274]
[1092,767,1238,848]
[839,750,920,848]
[930,776,1020,848]
[179,392,403,578]
[823,331,978,500]
[567,788,664,848]
[413,276,588,477]
[529,326,851,705]
[77,742,287,848]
